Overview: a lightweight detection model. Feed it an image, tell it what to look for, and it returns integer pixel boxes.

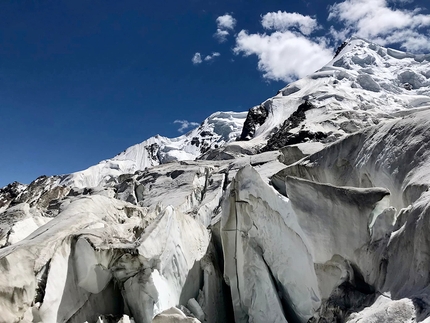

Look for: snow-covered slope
[1,38,430,323]
[227,37,430,152]
[61,111,247,188]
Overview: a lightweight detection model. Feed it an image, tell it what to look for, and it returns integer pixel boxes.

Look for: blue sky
[1,0,429,187]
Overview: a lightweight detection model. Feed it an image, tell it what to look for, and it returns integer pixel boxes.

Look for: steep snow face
[60,111,247,188]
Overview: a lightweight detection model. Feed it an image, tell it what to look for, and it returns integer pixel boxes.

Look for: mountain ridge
[3,37,430,191]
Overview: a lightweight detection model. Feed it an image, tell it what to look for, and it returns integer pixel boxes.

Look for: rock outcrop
[239,105,268,141]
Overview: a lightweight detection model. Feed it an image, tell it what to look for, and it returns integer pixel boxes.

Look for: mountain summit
[1,38,430,323]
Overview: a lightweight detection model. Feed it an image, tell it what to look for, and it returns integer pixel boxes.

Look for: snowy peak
[328,37,430,94]
[232,37,430,152]
[60,111,247,188]
[0,181,27,213]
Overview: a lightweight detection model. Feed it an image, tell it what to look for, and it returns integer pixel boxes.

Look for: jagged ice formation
[2,38,430,322]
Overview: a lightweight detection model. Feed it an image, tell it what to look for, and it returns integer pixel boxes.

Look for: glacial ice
[1,38,430,323]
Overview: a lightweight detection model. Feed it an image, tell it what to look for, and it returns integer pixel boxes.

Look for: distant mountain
[61,111,247,188]
[1,38,430,323]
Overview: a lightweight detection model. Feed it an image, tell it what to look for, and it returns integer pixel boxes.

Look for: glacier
[1,37,430,322]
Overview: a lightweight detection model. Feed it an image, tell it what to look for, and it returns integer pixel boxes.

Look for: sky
[1,0,429,187]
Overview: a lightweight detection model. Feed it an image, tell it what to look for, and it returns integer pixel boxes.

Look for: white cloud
[373,29,430,52]
[328,0,430,51]
[261,11,318,35]
[208,3,430,83]
[214,29,230,42]
[216,14,236,30]
[234,30,333,82]
[174,120,200,133]
[204,52,221,62]
[214,13,237,42]
[192,52,220,65]
[328,26,350,43]
[192,52,202,65]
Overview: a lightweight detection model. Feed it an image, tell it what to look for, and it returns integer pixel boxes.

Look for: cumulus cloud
[192,52,202,65]
[261,11,319,35]
[174,120,200,133]
[192,52,220,65]
[328,0,430,51]
[234,30,333,82]
[373,29,430,52]
[214,13,237,42]
[200,2,429,82]
[204,52,221,62]
[233,10,332,82]
[216,14,236,30]
[214,29,229,42]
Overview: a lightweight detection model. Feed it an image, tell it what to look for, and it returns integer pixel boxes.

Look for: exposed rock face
[0,175,70,248]
[239,105,268,141]
[333,41,348,58]
[1,38,430,323]
[263,100,327,151]
[0,181,26,210]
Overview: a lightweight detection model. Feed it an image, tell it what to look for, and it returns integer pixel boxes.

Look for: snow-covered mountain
[61,111,247,188]
[229,37,430,150]
[2,37,430,323]
[64,37,430,189]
